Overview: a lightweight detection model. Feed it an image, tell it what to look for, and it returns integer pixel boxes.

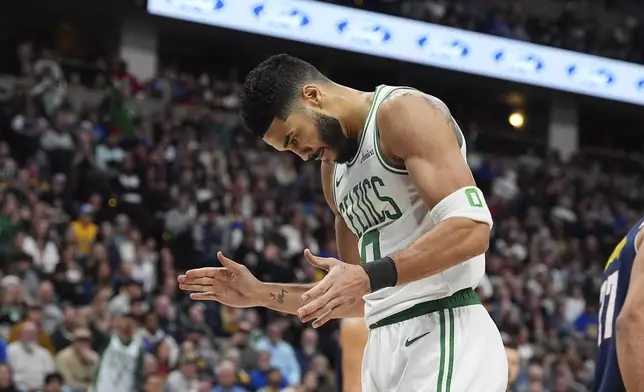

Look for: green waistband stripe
[368,287,480,329]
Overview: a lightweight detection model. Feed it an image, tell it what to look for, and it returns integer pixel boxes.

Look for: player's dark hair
[240,54,328,137]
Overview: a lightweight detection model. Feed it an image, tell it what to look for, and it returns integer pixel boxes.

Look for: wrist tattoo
[269,289,288,304]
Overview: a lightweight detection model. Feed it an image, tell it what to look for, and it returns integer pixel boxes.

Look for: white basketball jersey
[91,335,142,392]
[332,85,485,326]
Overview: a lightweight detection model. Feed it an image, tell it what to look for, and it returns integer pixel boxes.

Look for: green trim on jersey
[368,287,479,329]
[373,87,416,175]
[331,163,338,209]
[437,309,455,392]
[346,85,384,167]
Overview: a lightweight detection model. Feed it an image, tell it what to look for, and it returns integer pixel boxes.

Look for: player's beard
[316,112,358,164]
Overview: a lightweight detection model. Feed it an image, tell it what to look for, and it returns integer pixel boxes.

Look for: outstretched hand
[297,249,370,328]
[177,252,262,308]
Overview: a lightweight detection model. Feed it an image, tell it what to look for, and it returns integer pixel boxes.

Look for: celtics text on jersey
[332,85,486,326]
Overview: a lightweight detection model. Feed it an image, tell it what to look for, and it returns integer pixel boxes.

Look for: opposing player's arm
[376,93,491,285]
[615,228,644,392]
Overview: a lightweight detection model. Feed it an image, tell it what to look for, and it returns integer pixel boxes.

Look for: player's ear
[302,85,323,108]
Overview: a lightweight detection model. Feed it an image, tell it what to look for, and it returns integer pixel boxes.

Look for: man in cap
[54,327,98,390]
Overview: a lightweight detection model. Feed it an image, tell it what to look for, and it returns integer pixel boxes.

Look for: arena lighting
[147,0,644,106]
[509,112,525,129]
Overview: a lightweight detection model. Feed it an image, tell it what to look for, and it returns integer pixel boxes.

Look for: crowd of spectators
[0,36,643,392]
[325,0,644,64]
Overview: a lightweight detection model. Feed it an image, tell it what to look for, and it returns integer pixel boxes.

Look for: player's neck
[331,85,374,140]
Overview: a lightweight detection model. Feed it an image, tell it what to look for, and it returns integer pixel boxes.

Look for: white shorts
[362,289,508,392]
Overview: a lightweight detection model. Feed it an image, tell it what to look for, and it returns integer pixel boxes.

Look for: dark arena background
[0,0,643,391]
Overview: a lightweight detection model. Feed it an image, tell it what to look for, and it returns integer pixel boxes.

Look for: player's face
[264,109,358,164]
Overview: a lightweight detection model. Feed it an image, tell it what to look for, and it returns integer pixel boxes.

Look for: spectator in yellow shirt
[69,204,98,256]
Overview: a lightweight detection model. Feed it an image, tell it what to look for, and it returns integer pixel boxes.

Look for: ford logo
[567,65,615,87]
[493,50,544,74]
[336,19,392,45]
[168,0,225,12]
[637,79,644,91]
[417,35,469,59]
[253,2,310,29]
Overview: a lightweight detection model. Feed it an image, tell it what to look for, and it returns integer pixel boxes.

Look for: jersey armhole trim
[373,87,413,175]
[331,164,338,211]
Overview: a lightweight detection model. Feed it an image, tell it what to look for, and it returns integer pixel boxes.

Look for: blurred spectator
[249,351,288,391]
[0,363,18,392]
[54,328,97,390]
[307,355,335,392]
[69,205,98,258]
[50,305,78,352]
[108,280,142,316]
[256,368,286,392]
[145,374,164,392]
[7,321,55,390]
[294,328,318,374]
[89,311,145,392]
[9,305,56,354]
[40,110,75,175]
[225,321,257,372]
[95,131,125,172]
[212,360,248,392]
[30,49,67,116]
[35,281,63,335]
[42,372,67,392]
[164,355,198,392]
[21,219,60,274]
[256,321,301,385]
[136,312,179,366]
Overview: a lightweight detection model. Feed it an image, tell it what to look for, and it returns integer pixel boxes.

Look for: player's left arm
[615,228,644,392]
[297,94,492,324]
[377,93,491,285]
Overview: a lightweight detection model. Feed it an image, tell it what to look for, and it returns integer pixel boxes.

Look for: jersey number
[598,270,619,345]
[361,229,381,265]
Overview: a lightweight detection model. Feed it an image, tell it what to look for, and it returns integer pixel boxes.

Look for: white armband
[430,187,493,229]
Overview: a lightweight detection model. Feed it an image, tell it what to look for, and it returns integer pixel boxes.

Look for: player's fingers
[298,290,335,320]
[300,296,343,323]
[185,267,221,278]
[190,292,219,301]
[218,252,245,272]
[178,283,214,292]
[304,249,333,271]
[178,277,215,286]
[301,281,329,303]
[312,308,337,328]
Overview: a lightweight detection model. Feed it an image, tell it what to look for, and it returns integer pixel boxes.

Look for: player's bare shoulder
[374,89,458,161]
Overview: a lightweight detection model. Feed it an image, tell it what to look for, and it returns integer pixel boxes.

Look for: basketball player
[595,218,644,392]
[178,54,507,391]
[339,318,369,392]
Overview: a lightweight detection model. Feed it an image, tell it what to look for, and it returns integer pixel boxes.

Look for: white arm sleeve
[429,186,493,229]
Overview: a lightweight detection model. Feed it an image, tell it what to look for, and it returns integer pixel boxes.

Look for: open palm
[178,252,261,308]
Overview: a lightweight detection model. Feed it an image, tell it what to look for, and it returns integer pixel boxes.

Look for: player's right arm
[177,162,364,319]
[616,227,644,392]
